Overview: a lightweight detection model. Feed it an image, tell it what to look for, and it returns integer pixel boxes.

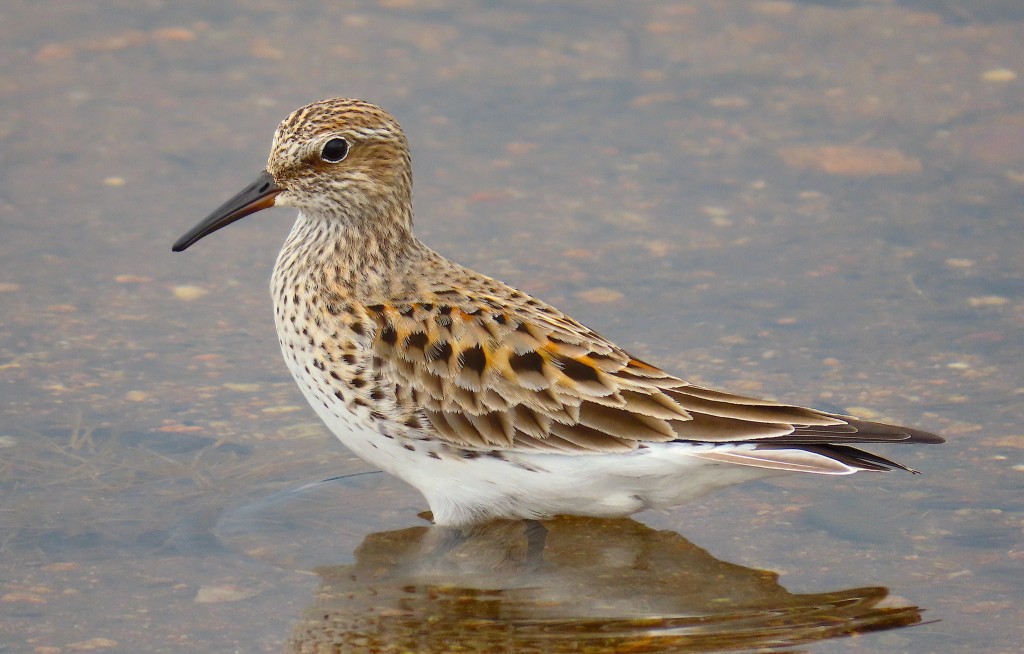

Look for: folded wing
[363,290,942,474]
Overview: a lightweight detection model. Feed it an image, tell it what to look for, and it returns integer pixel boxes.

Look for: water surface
[1,1,1022,652]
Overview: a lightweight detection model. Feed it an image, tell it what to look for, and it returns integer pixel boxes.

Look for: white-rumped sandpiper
[173,99,942,526]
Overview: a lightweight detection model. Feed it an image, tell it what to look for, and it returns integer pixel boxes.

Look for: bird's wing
[364,295,940,470]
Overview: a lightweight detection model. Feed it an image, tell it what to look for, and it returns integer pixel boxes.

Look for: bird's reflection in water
[215,476,922,652]
[282,517,921,653]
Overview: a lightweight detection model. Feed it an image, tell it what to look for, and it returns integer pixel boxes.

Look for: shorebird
[172,98,943,526]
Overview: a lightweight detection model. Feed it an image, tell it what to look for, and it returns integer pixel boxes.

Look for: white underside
[286,368,812,525]
[414,445,786,527]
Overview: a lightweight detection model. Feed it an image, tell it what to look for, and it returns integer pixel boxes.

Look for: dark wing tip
[847,419,945,445]
[778,444,921,473]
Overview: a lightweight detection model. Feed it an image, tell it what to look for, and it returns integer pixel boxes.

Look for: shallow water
[1,1,1022,652]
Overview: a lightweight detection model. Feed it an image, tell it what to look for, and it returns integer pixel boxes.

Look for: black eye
[321,138,349,163]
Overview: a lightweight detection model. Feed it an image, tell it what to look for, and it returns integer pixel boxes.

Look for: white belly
[283,350,779,527]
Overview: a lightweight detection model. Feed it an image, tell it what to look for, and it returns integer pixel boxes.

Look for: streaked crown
[268,99,413,223]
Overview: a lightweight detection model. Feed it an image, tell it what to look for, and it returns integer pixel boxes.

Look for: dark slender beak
[172,170,283,252]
